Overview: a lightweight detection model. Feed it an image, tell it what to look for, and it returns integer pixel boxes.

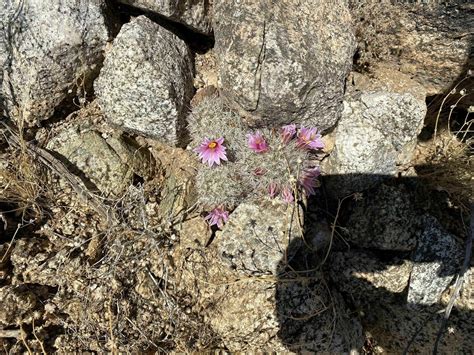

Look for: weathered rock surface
[95,16,194,145]
[1,0,114,125]
[0,286,38,326]
[216,201,304,275]
[350,2,473,95]
[408,216,464,306]
[329,250,412,304]
[46,104,154,196]
[117,0,212,34]
[344,184,420,251]
[213,0,356,129]
[323,70,426,196]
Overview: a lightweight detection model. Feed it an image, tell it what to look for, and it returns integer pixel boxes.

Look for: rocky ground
[0,1,473,353]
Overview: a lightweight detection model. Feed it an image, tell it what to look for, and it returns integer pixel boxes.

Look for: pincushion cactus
[188,94,324,228]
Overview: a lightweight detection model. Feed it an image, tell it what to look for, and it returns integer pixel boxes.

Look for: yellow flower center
[208,141,217,149]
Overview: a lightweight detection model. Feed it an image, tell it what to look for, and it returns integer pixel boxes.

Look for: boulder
[46,103,154,197]
[117,0,212,34]
[329,250,413,305]
[323,70,426,196]
[350,2,473,95]
[408,216,464,306]
[343,184,420,251]
[1,0,114,125]
[213,0,356,129]
[95,16,194,145]
[216,200,304,276]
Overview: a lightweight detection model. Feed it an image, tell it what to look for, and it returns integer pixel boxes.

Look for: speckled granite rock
[344,184,420,251]
[95,16,194,145]
[323,70,426,196]
[207,268,363,352]
[216,200,304,276]
[213,0,356,129]
[329,250,413,304]
[1,0,114,125]
[408,216,464,306]
[350,2,473,95]
[117,0,212,34]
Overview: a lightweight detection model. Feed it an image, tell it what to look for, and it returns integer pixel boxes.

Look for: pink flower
[281,186,294,204]
[281,124,297,143]
[194,137,228,167]
[297,127,324,150]
[204,207,229,229]
[268,182,279,198]
[299,167,321,196]
[247,132,269,153]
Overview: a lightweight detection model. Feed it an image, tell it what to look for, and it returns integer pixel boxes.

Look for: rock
[364,300,473,354]
[216,200,304,276]
[350,2,473,95]
[117,0,212,34]
[344,184,420,251]
[213,0,356,129]
[1,0,114,125]
[0,286,37,326]
[95,16,194,145]
[329,250,413,305]
[46,104,154,196]
[408,216,464,306]
[208,272,362,352]
[323,70,426,196]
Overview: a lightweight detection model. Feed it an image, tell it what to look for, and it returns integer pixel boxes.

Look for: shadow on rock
[275,173,473,353]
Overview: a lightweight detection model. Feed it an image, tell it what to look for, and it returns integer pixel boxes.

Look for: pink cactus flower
[195,137,228,167]
[297,127,324,150]
[268,182,279,198]
[247,132,269,153]
[281,186,294,204]
[299,167,321,196]
[281,124,297,143]
[204,207,229,229]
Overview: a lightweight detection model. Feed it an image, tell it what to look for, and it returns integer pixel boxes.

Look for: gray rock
[208,268,363,352]
[350,2,473,95]
[46,104,154,196]
[408,216,464,306]
[95,16,194,145]
[1,0,114,125]
[117,0,212,34]
[344,184,420,251]
[213,0,356,129]
[329,250,413,305]
[216,200,304,275]
[323,72,426,196]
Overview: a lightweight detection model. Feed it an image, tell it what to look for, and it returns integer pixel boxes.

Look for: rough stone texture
[216,201,304,276]
[323,70,426,196]
[329,250,413,304]
[46,105,154,196]
[1,0,113,125]
[364,301,473,354]
[408,216,464,306]
[350,2,473,95]
[95,16,194,145]
[207,275,363,352]
[117,0,212,34]
[344,184,420,251]
[0,286,38,326]
[213,0,356,129]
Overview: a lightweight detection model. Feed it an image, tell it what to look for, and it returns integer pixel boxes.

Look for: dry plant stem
[432,205,473,354]
[32,319,47,355]
[1,121,117,225]
[0,223,20,263]
[0,329,22,339]
[433,76,469,143]
[19,324,32,355]
[447,94,468,135]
